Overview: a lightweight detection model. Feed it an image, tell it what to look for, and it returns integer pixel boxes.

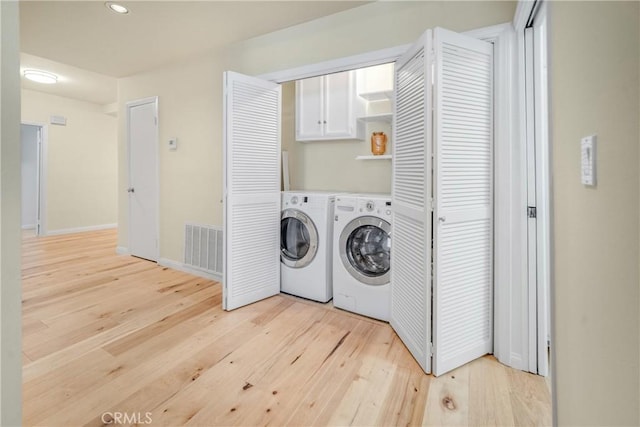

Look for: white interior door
[391,27,495,377]
[390,29,433,374]
[127,97,159,262]
[223,71,282,311]
[432,28,494,376]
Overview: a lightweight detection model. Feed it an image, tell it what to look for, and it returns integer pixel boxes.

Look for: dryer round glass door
[280,209,318,268]
[339,216,391,285]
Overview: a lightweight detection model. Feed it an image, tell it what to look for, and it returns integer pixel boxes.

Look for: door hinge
[527,206,537,218]
[429,198,435,211]
[428,342,434,357]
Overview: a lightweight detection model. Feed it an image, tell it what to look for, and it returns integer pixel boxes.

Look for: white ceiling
[21,53,118,105]
[19,1,368,105]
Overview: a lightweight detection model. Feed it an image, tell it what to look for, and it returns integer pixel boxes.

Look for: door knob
[438,216,446,222]
[127,187,135,193]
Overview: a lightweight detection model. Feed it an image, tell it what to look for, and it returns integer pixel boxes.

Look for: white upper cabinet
[295,71,364,141]
[296,75,324,140]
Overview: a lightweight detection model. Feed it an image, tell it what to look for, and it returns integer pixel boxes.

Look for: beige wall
[117,0,516,262]
[550,2,640,425]
[22,89,117,233]
[223,1,515,75]
[117,56,223,260]
[0,1,22,424]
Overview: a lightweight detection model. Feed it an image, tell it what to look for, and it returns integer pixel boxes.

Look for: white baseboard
[115,246,129,255]
[158,257,222,282]
[46,223,117,236]
[22,224,36,230]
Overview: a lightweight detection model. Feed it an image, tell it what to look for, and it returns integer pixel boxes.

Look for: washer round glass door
[339,216,391,285]
[280,209,318,268]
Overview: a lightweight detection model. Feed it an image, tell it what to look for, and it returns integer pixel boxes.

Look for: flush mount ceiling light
[23,70,58,84]
[105,2,129,14]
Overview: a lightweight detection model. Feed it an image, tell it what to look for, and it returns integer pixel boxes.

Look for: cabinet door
[323,71,353,138]
[295,76,324,140]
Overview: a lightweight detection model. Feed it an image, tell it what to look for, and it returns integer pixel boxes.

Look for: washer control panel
[357,198,392,219]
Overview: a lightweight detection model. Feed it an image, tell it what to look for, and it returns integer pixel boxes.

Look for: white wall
[22,89,118,233]
[0,1,23,424]
[117,0,516,262]
[21,124,38,228]
[549,2,639,425]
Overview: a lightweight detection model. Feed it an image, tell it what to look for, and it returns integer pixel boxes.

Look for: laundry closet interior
[223,27,495,377]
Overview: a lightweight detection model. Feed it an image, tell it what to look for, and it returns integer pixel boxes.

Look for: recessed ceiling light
[23,70,58,85]
[105,2,129,14]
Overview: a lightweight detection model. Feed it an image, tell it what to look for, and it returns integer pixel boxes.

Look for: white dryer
[332,194,392,321]
[280,191,335,303]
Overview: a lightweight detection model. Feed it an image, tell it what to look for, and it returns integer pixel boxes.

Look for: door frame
[514,0,553,378]
[258,23,531,372]
[21,121,48,236]
[532,0,551,379]
[125,96,160,261]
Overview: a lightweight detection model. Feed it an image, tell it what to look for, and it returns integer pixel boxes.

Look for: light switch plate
[581,135,596,186]
[168,138,178,151]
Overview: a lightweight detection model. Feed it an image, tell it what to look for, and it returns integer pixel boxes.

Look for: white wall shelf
[355,154,392,160]
[357,113,393,123]
[359,90,393,102]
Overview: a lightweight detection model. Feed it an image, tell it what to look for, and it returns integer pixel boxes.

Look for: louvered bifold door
[223,71,282,311]
[432,28,494,376]
[390,30,433,374]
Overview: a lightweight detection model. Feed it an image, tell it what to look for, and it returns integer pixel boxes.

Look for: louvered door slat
[432,28,494,376]
[223,71,281,311]
[390,30,433,374]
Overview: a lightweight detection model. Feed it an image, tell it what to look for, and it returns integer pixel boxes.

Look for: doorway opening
[225,26,499,377]
[21,122,47,236]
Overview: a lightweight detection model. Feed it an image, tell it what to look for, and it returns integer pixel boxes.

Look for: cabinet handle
[317,120,321,125]
[323,120,327,124]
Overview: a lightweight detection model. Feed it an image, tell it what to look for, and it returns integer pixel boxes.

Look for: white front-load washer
[280,191,335,303]
[333,194,392,321]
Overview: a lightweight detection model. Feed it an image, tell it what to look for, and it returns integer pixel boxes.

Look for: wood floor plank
[22,286,218,382]
[282,318,377,426]
[507,361,553,426]
[422,362,471,425]
[200,310,366,427]
[22,229,552,426]
[469,355,516,426]
[151,301,332,426]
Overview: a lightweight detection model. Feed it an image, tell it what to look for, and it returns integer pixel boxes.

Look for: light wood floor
[22,229,551,426]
